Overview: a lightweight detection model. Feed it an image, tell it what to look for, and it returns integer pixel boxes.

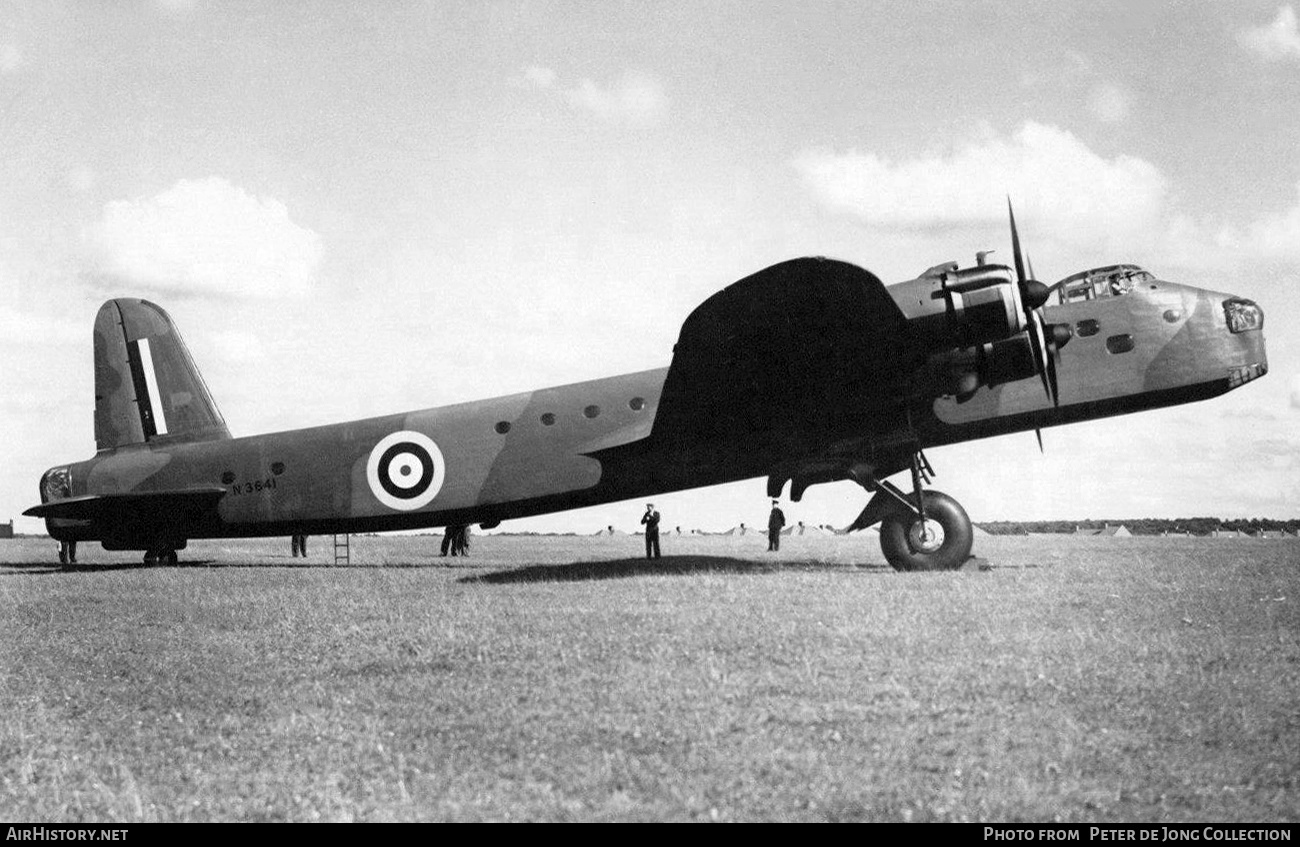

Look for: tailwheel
[144,549,178,566]
[879,490,973,572]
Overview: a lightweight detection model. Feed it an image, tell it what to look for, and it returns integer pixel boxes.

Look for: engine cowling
[888,262,1026,353]
[925,335,1039,399]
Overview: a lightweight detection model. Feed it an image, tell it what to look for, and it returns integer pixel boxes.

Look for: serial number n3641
[230,478,277,496]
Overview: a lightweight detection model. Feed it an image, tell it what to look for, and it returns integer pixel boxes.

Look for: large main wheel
[879,490,973,572]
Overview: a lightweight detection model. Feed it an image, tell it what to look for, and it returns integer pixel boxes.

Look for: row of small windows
[221,462,285,485]
[1076,314,1183,356]
[1077,306,1181,342]
[1078,321,1135,354]
[495,397,647,435]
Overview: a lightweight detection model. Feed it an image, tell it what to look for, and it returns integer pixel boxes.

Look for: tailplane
[94,299,230,451]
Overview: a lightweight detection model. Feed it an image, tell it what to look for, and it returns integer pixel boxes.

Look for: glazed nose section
[1221,297,1267,387]
[1223,298,1263,334]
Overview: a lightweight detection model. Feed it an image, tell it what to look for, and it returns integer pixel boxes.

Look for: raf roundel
[366,430,446,511]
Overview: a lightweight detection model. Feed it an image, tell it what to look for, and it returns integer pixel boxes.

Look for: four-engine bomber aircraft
[28,208,1268,570]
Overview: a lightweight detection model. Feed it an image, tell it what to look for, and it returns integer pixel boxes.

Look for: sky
[2,0,1298,536]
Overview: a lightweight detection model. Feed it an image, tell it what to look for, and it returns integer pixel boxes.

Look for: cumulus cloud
[83,177,322,299]
[794,121,1300,276]
[794,121,1166,239]
[1157,180,1300,269]
[1238,5,1300,61]
[513,66,668,124]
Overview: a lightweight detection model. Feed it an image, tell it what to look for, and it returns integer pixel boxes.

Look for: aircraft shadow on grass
[0,557,460,575]
[462,555,892,584]
[0,559,226,575]
[0,555,1021,578]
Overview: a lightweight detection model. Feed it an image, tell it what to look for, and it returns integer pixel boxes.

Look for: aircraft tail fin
[94,299,231,451]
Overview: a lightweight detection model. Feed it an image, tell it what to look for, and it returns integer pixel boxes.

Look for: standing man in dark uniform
[641,503,661,559]
[767,499,786,551]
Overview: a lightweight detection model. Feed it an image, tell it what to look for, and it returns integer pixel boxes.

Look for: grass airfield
[1,532,1297,822]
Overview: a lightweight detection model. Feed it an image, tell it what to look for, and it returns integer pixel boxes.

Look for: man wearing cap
[767,499,786,551]
[641,503,661,559]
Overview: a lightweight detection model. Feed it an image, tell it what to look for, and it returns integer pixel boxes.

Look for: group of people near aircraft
[637,500,790,559]
[440,524,471,557]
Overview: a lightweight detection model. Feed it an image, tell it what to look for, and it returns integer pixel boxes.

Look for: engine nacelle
[926,335,1039,399]
[889,263,1026,353]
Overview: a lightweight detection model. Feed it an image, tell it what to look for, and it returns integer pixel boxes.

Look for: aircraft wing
[24,487,227,522]
[650,257,915,449]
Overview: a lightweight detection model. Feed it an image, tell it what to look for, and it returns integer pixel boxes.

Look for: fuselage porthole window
[495,421,511,434]
[584,404,600,419]
[1106,334,1135,355]
[629,397,646,411]
[1076,319,1100,337]
[541,412,556,426]
[271,462,285,476]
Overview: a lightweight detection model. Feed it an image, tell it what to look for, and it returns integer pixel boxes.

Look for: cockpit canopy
[1051,264,1154,305]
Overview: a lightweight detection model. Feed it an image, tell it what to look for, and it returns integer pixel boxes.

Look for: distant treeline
[979,518,1300,536]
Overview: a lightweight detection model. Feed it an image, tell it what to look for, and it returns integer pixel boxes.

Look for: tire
[879,490,973,572]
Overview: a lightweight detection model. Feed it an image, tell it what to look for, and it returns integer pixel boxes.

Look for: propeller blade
[1008,197,1027,285]
[1035,428,1044,454]
[1028,310,1056,406]
[1045,335,1061,407]
[1008,197,1059,406]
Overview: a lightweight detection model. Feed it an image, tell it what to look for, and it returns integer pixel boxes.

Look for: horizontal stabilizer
[25,487,227,521]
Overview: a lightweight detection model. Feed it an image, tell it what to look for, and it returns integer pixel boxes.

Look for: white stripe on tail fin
[134,337,169,436]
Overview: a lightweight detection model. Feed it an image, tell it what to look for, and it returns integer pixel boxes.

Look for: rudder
[94,299,231,451]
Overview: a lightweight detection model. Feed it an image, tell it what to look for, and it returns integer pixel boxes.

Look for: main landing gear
[144,548,179,566]
[847,451,974,572]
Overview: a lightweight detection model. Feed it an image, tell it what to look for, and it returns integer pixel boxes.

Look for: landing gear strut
[848,451,974,572]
